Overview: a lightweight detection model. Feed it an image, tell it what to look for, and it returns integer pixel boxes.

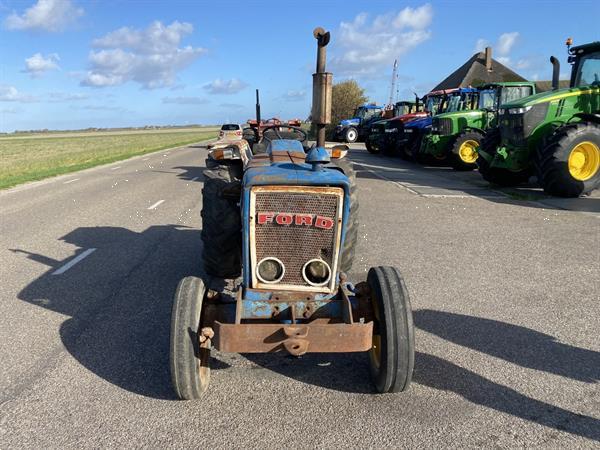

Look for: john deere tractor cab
[366,100,427,154]
[478,39,600,197]
[169,27,415,400]
[405,88,479,162]
[426,82,537,170]
[335,103,384,143]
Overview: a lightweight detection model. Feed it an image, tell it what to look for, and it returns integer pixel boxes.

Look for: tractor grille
[251,187,343,291]
[432,117,453,136]
[499,113,525,146]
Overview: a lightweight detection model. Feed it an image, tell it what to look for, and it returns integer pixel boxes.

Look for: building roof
[533,80,571,92]
[432,51,527,91]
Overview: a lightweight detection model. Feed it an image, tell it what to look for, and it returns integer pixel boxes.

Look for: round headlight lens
[256,257,285,283]
[302,259,331,286]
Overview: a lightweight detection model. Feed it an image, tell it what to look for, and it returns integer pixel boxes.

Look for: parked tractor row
[341,39,600,198]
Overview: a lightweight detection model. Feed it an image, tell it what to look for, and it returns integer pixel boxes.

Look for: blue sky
[0,0,598,132]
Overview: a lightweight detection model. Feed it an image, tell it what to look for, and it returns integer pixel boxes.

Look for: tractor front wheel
[365,139,380,154]
[170,277,211,400]
[345,127,358,143]
[367,266,415,393]
[449,131,483,171]
[536,122,600,197]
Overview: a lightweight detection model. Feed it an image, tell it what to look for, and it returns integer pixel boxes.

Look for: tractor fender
[462,126,487,136]
[573,113,600,125]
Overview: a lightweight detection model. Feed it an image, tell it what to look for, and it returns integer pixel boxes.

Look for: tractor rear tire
[170,276,210,400]
[449,131,483,171]
[345,127,358,143]
[330,159,359,273]
[367,266,414,393]
[201,165,242,278]
[477,129,531,186]
[535,122,600,197]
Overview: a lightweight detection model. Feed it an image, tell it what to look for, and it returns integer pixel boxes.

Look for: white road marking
[63,178,80,184]
[353,162,408,172]
[356,164,420,195]
[142,158,149,161]
[110,166,121,170]
[191,177,198,181]
[52,248,96,275]
[148,200,165,210]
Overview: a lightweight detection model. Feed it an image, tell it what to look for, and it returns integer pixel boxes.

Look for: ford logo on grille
[257,212,334,230]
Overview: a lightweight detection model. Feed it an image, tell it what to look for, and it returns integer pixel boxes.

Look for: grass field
[0,127,218,189]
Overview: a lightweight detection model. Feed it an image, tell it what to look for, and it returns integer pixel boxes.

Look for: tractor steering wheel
[261,125,308,143]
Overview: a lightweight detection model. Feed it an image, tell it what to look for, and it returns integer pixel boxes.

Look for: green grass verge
[0,128,217,190]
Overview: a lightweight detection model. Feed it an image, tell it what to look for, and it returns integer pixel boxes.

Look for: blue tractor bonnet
[405,116,432,129]
[340,118,360,126]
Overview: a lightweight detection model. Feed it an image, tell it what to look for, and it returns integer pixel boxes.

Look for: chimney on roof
[485,47,492,72]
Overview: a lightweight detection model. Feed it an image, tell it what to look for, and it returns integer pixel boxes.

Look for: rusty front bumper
[212,320,373,356]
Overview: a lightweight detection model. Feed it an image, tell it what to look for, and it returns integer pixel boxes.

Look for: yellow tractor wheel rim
[458,140,479,163]
[568,141,600,181]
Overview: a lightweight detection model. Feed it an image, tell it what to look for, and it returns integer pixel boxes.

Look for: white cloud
[162,96,209,105]
[0,85,37,102]
[47,91,88,101]
[497,32,519,56]
[82,21,206,89]
[330,4,433,77]
[203,78,248,95]
[283,90,306,101]
[23,53,60,77]
[4,0,83,32]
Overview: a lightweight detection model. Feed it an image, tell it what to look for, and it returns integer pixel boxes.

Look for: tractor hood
[502,86,599,108]
[244,139,350,188]
[340,118,360,126]
[435,110,483,121]
[405,116,432,129]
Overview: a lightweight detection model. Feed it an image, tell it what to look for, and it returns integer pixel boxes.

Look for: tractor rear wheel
[449,131,483,171]
[330,159,359,273]
[535,122,600,197]
[477,129,531,186]
[201,163,242,278]
[345,127,358,143]
[170,276,210,400]
[367,266,414,393]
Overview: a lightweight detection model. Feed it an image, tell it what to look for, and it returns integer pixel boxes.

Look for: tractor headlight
[256,257,285,283]
[507,106,532,114]
[302,259,331,287]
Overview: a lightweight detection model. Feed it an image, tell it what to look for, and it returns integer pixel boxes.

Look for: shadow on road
[173,166,206,182]
[14,224,230,401]
[348,148,600,213]
[414,309,600,383]
[246,309,600,440]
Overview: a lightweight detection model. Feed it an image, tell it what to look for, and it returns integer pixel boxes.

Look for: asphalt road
[0,142,598,448]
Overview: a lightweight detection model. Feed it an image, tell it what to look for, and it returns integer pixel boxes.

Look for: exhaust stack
[255,89,261,124]
[312,27,333,148]
[550,56,560,90]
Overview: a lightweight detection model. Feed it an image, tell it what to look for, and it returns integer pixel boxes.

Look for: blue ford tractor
[334,103,385,143]
[169,28,415,399]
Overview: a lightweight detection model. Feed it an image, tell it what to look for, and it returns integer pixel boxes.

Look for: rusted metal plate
[212,321,373,354]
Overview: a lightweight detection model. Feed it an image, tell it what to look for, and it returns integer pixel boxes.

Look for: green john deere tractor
[478,40,600,197]
[427,82,537,171]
